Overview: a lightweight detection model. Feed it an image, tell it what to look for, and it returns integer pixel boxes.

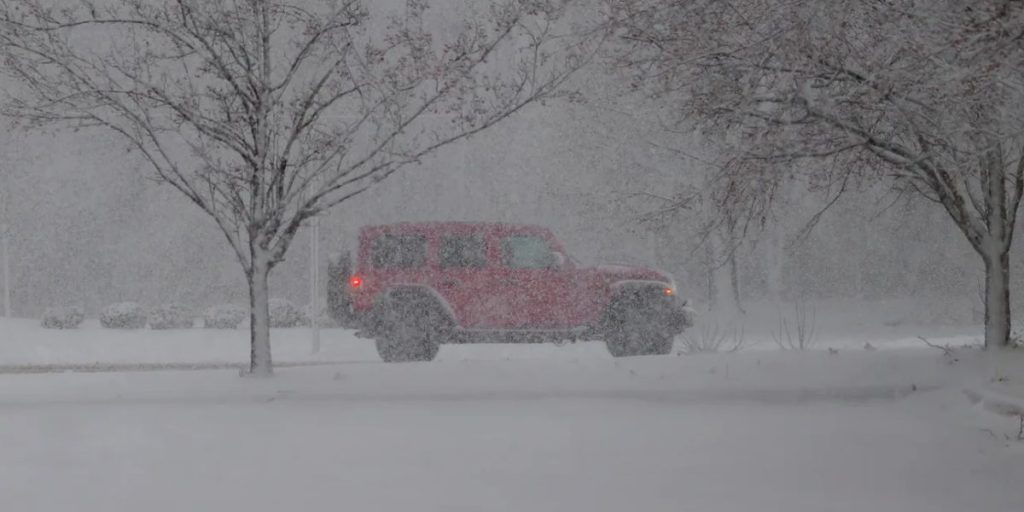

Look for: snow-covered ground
[1,300,1022,511]
[1,350,1023,511]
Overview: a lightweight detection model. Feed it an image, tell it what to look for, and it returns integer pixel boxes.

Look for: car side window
[502,235,556,269]
[440,234,487,268]
[371,235,426,268]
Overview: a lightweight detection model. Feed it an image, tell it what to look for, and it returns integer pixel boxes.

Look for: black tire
[603,296,675,357]
[605,328,674,357]
[374,295,450,363]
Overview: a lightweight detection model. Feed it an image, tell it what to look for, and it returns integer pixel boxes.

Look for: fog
[0,0,1009,324]
[0,97,995,318]
[2,2,1024,510]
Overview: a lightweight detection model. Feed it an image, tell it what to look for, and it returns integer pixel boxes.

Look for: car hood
[591,264,673,285]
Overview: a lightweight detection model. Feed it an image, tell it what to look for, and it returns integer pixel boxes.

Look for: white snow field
[1,350,1023,512]
[1,300,1023,512]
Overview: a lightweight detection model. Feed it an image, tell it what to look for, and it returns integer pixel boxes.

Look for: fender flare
[378,285,459,325]
[609,279,672,293]
[600,279,687,332]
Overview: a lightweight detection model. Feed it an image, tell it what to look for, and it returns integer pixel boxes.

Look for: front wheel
[374,298,448,362]
[605,329,674,357]
[598,292,679,356]
[603,300,676,357]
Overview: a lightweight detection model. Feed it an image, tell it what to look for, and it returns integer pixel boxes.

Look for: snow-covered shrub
[269,298,305,328]
[679,322,744,354]
[100,302,147,329]
[148,304,195,330]
[41,306,85,329]
[203,304,247,329]
[772,301,817,350]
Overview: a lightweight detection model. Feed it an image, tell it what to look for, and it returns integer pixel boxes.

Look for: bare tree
[0,0,597,374]
[607,0,1024,348]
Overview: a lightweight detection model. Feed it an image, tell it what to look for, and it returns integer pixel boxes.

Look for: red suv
[328,222,694,362]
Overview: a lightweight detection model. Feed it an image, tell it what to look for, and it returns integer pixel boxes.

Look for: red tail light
[350,276,363,289]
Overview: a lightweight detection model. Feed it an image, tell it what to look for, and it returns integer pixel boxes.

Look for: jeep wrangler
[327,222,695,362]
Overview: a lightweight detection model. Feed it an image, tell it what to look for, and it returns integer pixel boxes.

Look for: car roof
[359,222,550,236]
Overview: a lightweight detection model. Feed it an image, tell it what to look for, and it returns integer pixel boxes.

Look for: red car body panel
[350,222,680,331]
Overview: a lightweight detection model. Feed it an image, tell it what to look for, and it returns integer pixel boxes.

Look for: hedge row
[39,299,325,330]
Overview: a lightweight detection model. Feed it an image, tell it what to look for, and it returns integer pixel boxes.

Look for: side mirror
[552,251,567,269]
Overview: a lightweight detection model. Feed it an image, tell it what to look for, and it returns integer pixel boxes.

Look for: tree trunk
[728,247,745,315]
[703,230,744,317]
[704,236,717,309]
[248,254,273,376]
[765,223,786,304]
[978,146,1014,349]
[983,249,1012,349]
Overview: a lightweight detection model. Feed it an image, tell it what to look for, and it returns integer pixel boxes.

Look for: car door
[492,231,575,329]
[432,230,501,328]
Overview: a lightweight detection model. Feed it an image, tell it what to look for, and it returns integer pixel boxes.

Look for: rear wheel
[374,295,450,362]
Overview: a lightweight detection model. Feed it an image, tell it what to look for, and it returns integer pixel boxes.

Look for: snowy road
[1,352,1022,512]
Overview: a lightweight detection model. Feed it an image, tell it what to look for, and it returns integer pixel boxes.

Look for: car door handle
[441,279,460,287]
